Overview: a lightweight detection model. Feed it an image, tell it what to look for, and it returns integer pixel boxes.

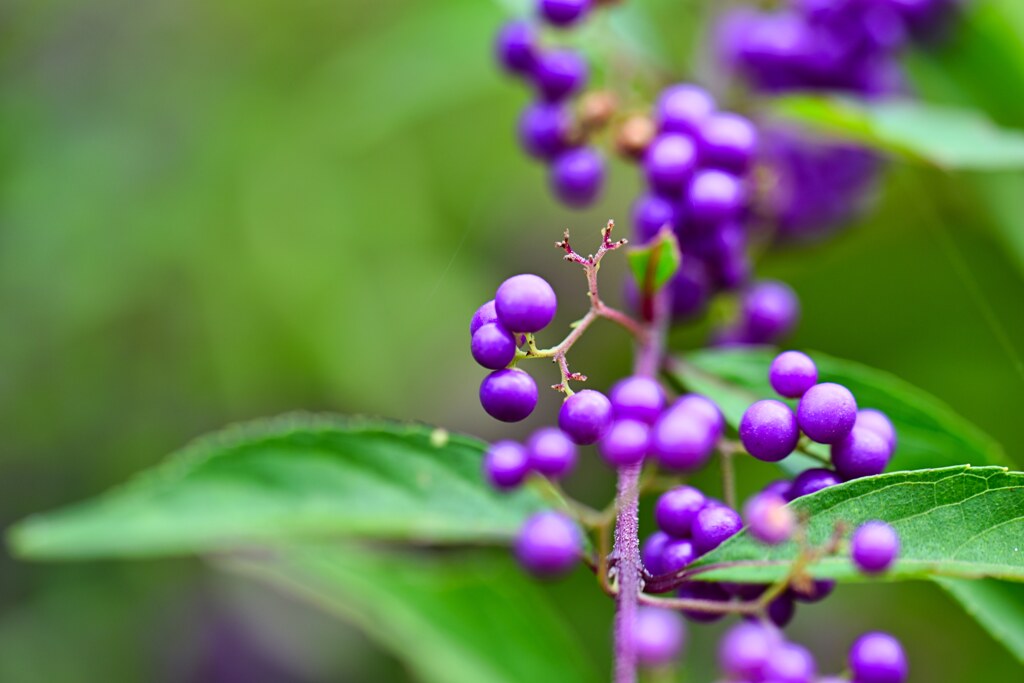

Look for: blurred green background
[1,0,1022,681]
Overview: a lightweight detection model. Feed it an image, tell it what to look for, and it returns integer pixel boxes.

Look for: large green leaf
[936,578,1024,664]
[688,466,1024,584]
[674,347,1010,472]
[8,414,546,560]
[223,545,599,683]
[772,96,1024,170]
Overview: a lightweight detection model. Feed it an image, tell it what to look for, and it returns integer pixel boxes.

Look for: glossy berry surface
[515,511,581,577]
[686,169,745,227]
[718,622,774,680]
[609,375,665,424]
[739,399,799,462]
[849,631,908,683]
[787,467,840,500]
[470,300,498,336]
[692,504,743,554]
[634,607,686,666]
[741,279,800,343]
[763,641,816,683]
[743,491,795,545]
[769,350,818,398]
[480,368,538,422]
[470,322,517,370]
[533,49,587,102]
[526,427,577,478]
[655,84,715,135]
[550,147,605,207]
[641,531,672,576]
[852,520,900,574]
[483,441,530,490]
[856,408,897,451]
[495,21,537,76]
[643,133,698,196]
[598,418,650,467]
[558,389,613,445]
[669,394,725,436]
[660,538,697,574]
[631,193,677,244]
[518,102,571,160]
[655,485,707,538]
[698,112,758,172]
[495,274,557,333]
[832,425,893,480]
[798,382,858,444]
[538,0,592,27]
[651,409,717,471]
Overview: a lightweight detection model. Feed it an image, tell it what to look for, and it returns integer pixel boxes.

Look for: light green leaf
[689,466,1024,584]
[8,414,547,560]
[937,577,1024,664]
[772,96,1024,170]
[674,347,1010,472]
[223,545,599,683]
[627,228,681,294]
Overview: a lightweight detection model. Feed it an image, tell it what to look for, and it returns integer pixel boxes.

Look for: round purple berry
[856,408,897,452]
[787,467,840,500]
[483,441,530,490]
[851,521,900,574]
[686,169,745,227]
[769,350,818,398]
[676,581,731,622]
[849,632,908,683]
[470,322,517,370]
[765,591,796,627]
[798,382,858,444]
[609,375,665,425]
[470,300,498,336]
[741,279,800,343]
[632,193,677,244]
[538,0,592,27]
[598,418,650,467]
[515,511,582,577]
[763,641,816,683]
[643,133,698,197]
[559,389,613,445]
[669,394,725,437]
[480,368,539,422]
[518,102,571,161]
[635,607,686,666]
[651,409,718,472]
[790,578,835,603]
[660,538,697,574]
[495,21,538,76]
[692,504,743,555]
[743,492,795,545]
[762,478,793,499]
[669,259,712,320]
[550,147,605,207]
[533,49,587,102]
[526,427,577,478]
[832,426,893,480]
[718,622,775,680]
[495,274,557,333]
[642,531,672,577]
[655,84,715,135]
[740,399,799,462]
[655,485,707,538]
[698,112,758,172]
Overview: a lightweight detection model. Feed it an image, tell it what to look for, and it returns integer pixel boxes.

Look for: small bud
[579,90,618,132]
[616,114,656,160]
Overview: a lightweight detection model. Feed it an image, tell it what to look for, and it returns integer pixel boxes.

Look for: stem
[720,449,737,510]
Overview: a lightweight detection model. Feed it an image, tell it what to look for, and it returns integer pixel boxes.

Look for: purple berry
[631,193,678,244]
[495,274,558,333]
[483,441,531,490]
[480,368,538,422]
[765,591,796,627]
[851,521,900,574]
[832,425,893,480]
[518,102,571,161]
[651,409,718,472]
[635,607,686,666]
[788,467,840,500]
[660,538,697,574]
[538,0,592,27]
[643,133,698,197]
[609,375,666,425]
[676,581,731,622]
[550,147,605,207]
[655,84,716,135]
[471,322,517,370]
[642,531,672,576]
[798,382,858,444]
[692,504,743,554]
[740,399,799,462]
[790,578,835,603]
[533,49,587,102]
[762,478,794,499]
[559,389,613,445]
[741,279,800,343]
[856,408,897,452]
[849,632,908,683]
[470,300,499,336]
[655,485,707,538]
[743,492,795,545]
[718,622,775,679]
[669,259,712,320]
[526,427,577,478]
[495,21,538,76]
[515,511,582,577]
[698,112,758,172]
[686,169,745,228]
[769,350,819,398]
[669,394,725,437]
[598,418,650,467]
[763,641,816,683]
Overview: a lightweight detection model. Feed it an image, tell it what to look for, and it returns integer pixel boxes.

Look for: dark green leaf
[675,347,1010,472]
[627,228,681,294]
[937,578,1024,664]
[772,96,1024,170]
[689,466,1024,584]
[8,414,547,560]
[223,545,599,683]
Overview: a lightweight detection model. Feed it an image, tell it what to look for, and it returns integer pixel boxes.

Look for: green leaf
[8,414,547,560]
[223,545,599,683]
[627,228,681,294]
[675,347,1010,472]
[689,465,1024,584]
[772,96,1024,170]
[936,578,1024,664]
